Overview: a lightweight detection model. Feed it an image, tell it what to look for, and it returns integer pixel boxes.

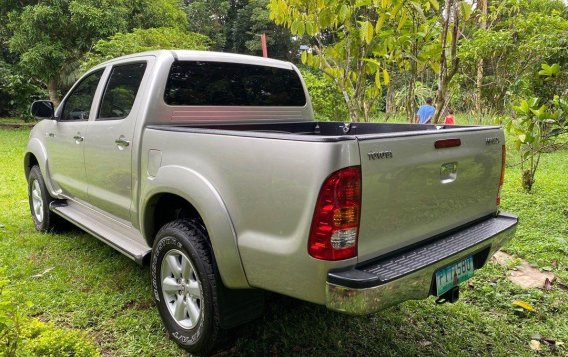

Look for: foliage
[392,81,435,114]
[18,319,99,356]
[300,68,348,121]
[389,15,441,122]
[185,0,230,49]
[82,27,211,70]
[185,0,296,60]
[430,0,472,123]
[458,0,568,114]
[6,0,188,105]
[0,61,45,119]
[269,0,438,122]
[0,267,99,356]
[0,268,24,356]
[507,65,568,191]
[229,0,296,60]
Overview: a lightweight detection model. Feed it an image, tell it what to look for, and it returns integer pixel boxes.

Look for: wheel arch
[24,152,39,180]
[24,138,59,196]
[141,165,249,289]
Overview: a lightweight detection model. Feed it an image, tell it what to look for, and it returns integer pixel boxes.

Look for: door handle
[115,136,130,147]
[47,133,55,138]
[73,134,84,143]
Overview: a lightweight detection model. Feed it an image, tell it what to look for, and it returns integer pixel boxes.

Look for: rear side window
[98,62,147,120]
[164,61,306,106]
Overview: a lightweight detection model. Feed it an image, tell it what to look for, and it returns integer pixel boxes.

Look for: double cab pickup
[26,50,517,354]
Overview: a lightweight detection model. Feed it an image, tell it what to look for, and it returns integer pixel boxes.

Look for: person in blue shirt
[416,97,436,124]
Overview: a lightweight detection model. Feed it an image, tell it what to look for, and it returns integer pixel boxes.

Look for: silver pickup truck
[26,50,517,354]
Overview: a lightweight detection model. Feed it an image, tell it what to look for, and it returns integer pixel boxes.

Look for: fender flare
[140,165,249,289]
[24,138,60,197]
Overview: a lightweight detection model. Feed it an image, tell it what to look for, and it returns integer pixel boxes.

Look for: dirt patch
[492,251,555,289]
[0,123,35,129]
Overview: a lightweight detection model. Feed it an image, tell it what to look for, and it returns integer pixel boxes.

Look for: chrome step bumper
[326,212,518,315]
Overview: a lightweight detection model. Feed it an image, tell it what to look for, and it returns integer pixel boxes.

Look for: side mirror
[31,100,55,119]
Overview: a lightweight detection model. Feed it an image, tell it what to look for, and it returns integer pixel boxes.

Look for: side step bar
[50,201,151,264]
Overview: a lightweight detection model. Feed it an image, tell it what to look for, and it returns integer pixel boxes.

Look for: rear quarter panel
[140,128,360,303]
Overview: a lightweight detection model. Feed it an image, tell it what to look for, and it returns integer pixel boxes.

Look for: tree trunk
[406,32,419,123]
[405,76,416,123]
[475,0,487,121]
[385,83,394,121]
[47,79,60,108]
[433,0,460,124]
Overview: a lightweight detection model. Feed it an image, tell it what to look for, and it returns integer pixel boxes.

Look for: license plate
[435,256,474,296]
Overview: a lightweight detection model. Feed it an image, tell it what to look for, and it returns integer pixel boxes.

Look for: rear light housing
[308,166,361,260]
[497,145,506,206]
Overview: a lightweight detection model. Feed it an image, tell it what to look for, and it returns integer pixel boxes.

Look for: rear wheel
[151,219,222,355]
[28,165,62,232]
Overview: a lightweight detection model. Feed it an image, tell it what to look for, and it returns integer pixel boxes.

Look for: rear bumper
[325,212,518,315]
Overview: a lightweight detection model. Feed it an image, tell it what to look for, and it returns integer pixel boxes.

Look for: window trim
[163,60,307,107]
[96,61,148,121]
[59,69,105,122]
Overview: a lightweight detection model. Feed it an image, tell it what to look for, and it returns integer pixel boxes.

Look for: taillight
[308,166,361,260]
[497,145,506,205]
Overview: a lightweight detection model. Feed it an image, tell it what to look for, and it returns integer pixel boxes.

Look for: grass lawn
[0,126,567,356]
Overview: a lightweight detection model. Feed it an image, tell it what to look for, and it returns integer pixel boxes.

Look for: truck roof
[98,50,294,70]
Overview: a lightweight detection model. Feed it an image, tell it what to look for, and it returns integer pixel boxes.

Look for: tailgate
[356,128,504,262]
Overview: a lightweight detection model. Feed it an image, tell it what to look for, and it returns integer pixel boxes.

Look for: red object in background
[444,115,455,125]
[260,33,268,58]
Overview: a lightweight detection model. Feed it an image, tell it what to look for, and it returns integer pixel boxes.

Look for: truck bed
[142,121,505,303]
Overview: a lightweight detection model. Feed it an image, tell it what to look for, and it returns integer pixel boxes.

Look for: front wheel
[151,219,222,355]
[28,165,61,232]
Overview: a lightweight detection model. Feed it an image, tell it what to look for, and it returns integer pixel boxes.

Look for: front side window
[60,70,103,121]
[98,62,147,120]
[164,61,307,106]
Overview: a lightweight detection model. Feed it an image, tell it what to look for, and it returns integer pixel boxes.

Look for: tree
[300,67,349,121]
[474,0,487,115]
[230,0,295,60]
[507,64,568,192]
[82,27,211,70]
[0,60,45,118]
[269,0,433,122]
[185,0,230,49]
[387,13,440,122]
[457,0,568,114]
[431,0,471,123]
[7,0,188,106]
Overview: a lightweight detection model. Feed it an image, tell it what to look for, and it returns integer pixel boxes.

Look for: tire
[28,165,61,232]
[151,219,222,355]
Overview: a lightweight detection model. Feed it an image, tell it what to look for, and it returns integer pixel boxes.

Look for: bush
[0,61,46,120]
[82,27,212,70]
[0,268,99,356]
[300,68,349,121]
[18,320,99,357]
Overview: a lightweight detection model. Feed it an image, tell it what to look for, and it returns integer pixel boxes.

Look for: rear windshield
[164,61,306,106]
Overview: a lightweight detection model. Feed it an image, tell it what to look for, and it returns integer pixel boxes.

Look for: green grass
[0,126,567,356]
